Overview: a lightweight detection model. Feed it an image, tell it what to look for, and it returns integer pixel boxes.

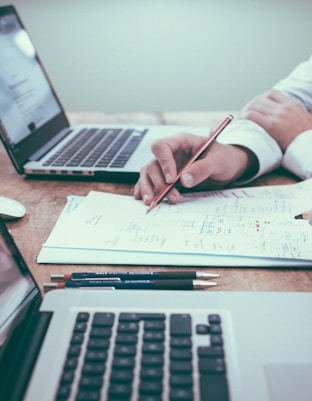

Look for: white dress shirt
[218,54,312,181]
[275,54,312,179]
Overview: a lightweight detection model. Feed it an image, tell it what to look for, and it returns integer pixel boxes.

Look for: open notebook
[1,217,312,401]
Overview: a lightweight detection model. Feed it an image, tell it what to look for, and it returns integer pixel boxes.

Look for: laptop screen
[0,10,61,147]
[0,5,69,172]
[0,219,39,347]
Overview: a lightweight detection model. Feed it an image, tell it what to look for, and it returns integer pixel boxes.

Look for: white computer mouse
[0,196,26,221]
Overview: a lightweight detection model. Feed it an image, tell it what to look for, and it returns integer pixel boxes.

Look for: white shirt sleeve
[282,130,312,179]
[273,54,312,178]
[217,119,282,183]
[274,54,312,112]
[217,55,312,183]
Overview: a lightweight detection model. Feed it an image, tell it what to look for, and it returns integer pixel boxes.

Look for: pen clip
[72,277,121,282]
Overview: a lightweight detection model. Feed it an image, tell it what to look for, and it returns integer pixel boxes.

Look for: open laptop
[1,217,312,401]
[0,5,209,182]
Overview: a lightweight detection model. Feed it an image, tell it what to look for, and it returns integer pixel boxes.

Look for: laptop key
[141,354,164,366]
[87,338,110,349]
[170,374,193,388]
[170,348,192,360]
[76,390,101,401]
[119,312,165,322]
[92,312,115,326]
[114,344,136,356]
[208,314,221,324]
[110,369,133,383]
[118,322,139,333]
[144,321,166,331]
[199,374,229,401]
[116,333,138,344]
[112,356,136,369]
[140,367,163,380]
[198,346,224,358]
[79,376,102,389]
[81,362,105,376]
[108,382,132,398]
[210,334,223,346]
[170,387,193,400]
[170,361,192,374]
[139,380,163,395]
[170,314,192,336]
[199,357,226,374]
[170,338,192,348]
[143,331,165,342]
[138,396,162,401]
[89,327,111,338]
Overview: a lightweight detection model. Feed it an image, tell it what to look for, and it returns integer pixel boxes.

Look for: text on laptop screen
[0,227,37,346]
[0,12,61,146]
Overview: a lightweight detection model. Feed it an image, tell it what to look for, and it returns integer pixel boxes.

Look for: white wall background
[1,0,312,112]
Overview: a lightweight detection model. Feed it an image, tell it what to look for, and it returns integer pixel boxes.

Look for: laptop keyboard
[43,128,147,169]
[55,311,230,401]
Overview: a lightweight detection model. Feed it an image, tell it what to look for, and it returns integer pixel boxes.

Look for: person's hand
[134,133,258,205]
[240,89,312,151]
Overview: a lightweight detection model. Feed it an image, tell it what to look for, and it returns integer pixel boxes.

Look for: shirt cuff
[282,130,312,179]
[217,119,282,183]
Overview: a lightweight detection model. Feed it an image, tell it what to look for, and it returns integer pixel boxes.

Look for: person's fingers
[134,161,181,205]
[151,133,206,183]
[180,143,252,188]
[267,89,289,103]
[151,138,179,184]
[241,94,275,117]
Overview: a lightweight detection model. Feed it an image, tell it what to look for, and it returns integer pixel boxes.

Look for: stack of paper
[38,179,312,267]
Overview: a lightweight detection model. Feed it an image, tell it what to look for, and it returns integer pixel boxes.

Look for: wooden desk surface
[2,111,312,294]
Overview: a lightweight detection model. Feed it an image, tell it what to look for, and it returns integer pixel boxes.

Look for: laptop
[1,217,312,401]
[0,5,209,182]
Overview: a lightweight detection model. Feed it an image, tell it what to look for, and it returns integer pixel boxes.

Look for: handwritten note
[38,179,312,267]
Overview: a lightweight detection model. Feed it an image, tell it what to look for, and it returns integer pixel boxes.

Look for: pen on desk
[44,279,217,291]
[146,114,234,214]
[50,271,220,282]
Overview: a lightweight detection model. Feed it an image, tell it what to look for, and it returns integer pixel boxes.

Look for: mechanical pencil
[50,271,220,282]
[44,279,217,291]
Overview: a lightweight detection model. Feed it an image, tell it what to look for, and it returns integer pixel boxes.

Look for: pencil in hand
[146,114,234,214]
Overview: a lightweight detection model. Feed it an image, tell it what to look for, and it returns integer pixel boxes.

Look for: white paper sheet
[38,179,312,267]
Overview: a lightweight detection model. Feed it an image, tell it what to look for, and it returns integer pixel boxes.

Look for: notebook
[1,217,312,401]
[0,5,209,181]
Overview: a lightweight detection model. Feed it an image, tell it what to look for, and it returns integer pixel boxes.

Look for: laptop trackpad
[265,364,312,401]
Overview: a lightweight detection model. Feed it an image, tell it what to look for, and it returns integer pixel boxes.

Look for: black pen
[50,271,220,282]
[44,279,217,291]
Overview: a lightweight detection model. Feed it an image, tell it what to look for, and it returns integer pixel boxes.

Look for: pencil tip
[294,213,305,219]
[146,201,157,214]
